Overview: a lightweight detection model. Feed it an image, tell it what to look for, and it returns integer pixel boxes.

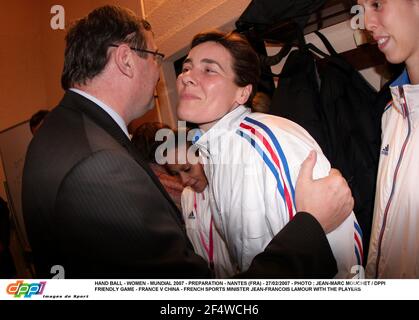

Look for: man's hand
[295,151,354,233]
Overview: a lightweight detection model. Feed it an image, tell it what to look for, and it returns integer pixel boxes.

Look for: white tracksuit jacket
[181,187,237,278]
[194,106,363,278]
[366,70,419,278]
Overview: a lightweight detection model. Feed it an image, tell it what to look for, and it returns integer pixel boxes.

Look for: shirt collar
[70,88,130,138]
[391,69,411,87]
[194,105,250,153]
[389,70,419,122]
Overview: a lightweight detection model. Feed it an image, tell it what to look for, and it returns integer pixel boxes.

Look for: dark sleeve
[236,212,337,278]
[55,149,210,278]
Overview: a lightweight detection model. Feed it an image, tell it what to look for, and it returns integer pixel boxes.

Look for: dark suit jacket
[22,91,337,278]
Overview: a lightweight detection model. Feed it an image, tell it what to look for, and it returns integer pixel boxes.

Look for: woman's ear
[236,84,252,105]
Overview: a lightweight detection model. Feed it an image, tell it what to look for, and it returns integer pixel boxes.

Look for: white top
[181,187,237,278]
[195,105,363,278]
[366,70,419,278]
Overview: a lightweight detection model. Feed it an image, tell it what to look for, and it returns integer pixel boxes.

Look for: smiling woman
[177,31,259,132]
[357,0,419,278]
[358,0,419,73]
[176,30,362,277]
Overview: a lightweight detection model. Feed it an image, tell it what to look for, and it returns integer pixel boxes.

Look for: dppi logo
[6,280,46,298]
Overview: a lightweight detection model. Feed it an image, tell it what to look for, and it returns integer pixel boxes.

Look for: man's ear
[236,84,253,105]
[114,44,135,77]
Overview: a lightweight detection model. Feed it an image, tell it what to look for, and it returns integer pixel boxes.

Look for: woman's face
[176,41,250,131]
[166,160,208,193]
[358,0,419,67]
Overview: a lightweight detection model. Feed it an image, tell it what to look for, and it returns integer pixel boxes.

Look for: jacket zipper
[198,145,226,239]
[375,86,412,277]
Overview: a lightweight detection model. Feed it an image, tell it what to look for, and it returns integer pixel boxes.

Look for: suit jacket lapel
[59,91,185,225]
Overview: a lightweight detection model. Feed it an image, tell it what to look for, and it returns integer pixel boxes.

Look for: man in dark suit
[22,5,353,279]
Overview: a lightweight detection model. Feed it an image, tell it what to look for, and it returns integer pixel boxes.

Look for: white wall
[142,0,251,57]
